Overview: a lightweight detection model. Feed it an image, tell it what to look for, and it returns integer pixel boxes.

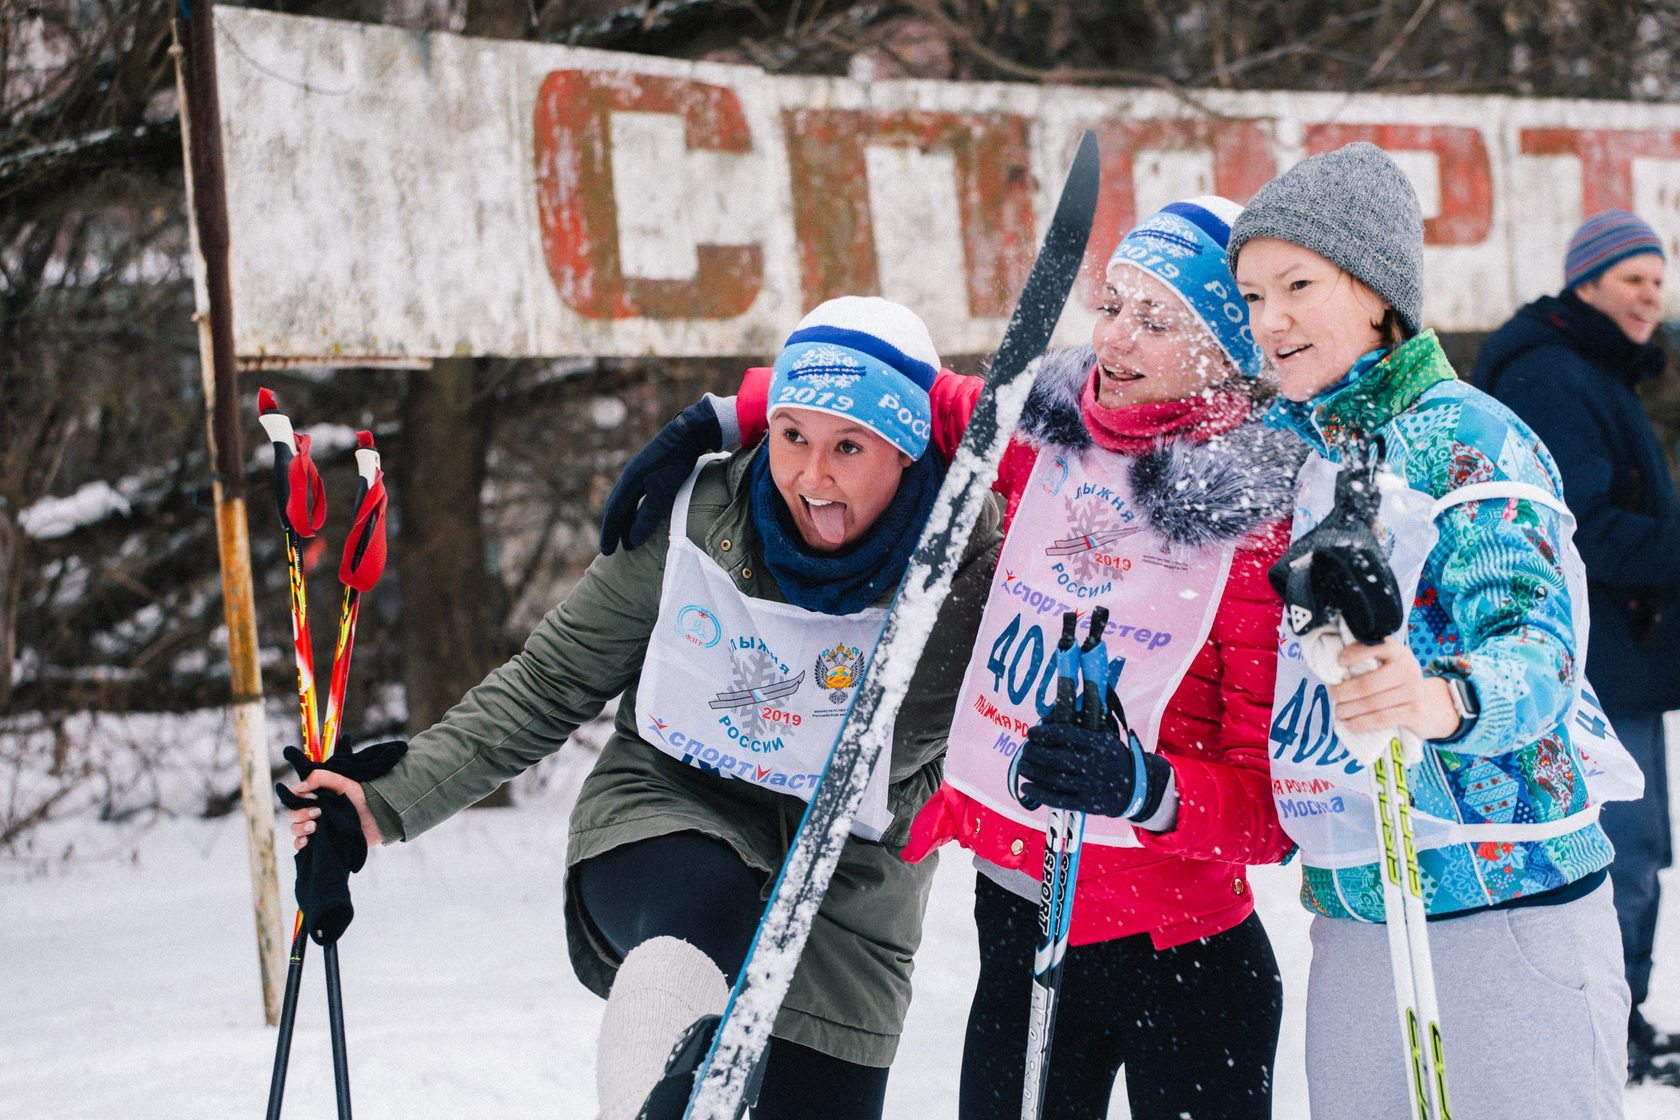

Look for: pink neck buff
[1079,362,1253,455]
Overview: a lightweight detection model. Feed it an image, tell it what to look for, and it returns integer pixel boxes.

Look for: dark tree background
[4,0,1678,840]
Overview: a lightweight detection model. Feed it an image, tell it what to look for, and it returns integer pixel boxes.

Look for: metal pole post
[172,4,285,1026]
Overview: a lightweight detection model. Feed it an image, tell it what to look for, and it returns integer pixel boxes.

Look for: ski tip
[258,386,278,414]
[1073,127,1098,165]
[356,429,376,450]
[1063,130,1100,208]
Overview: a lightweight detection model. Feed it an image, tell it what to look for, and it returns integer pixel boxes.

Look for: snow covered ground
[4,728,1679,1119]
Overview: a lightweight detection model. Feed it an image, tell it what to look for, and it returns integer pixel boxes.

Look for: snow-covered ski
[677,129,1101,1120]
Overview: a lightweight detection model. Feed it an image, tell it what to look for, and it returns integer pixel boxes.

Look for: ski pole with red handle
[257,387,325,761]
[257,388,371,1120]
[321,431,387,758]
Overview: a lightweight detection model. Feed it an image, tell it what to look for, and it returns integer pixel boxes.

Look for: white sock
[594,936,728,1120]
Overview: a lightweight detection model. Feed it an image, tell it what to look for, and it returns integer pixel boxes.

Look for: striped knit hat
[1109,196,1264,376]
[769,297,940,459]
[1565,210,1665,289]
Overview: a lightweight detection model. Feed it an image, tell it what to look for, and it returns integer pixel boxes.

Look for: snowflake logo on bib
[1043,497,1139,593]
[710,644,794,740]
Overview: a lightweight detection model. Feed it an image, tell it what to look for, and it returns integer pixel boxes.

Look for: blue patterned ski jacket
[1267,330,1615,921]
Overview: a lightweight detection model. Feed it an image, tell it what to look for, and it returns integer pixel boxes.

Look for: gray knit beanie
[1227,142,1425,335]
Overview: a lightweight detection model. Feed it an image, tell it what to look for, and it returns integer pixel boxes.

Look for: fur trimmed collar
[1016,346,1306,547]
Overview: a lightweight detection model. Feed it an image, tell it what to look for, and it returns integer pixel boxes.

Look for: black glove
[1014,721,1171,821]
[1268,434,1404,644]
[600,397,725,555]
[274,738,406,945]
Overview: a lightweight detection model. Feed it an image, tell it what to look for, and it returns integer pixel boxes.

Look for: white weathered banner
[215,7,1680,360]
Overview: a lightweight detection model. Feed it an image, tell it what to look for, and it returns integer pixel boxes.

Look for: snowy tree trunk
[396,358,512,803]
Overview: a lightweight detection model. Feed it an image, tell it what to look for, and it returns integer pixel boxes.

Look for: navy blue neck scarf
[748,446,943,615]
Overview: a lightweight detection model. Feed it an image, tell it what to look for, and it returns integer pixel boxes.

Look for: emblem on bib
[675,605,721,648]
[816,643,867,704]
[1042,455,1069,497]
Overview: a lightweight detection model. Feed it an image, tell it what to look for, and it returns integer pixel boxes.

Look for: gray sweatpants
[1305,880,1628,1119]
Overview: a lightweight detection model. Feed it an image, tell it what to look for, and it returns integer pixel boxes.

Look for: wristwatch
[1429,672,1479,744]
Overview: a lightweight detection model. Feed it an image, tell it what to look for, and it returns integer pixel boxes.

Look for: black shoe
[1632,1053,1680,1088]
[1627,1010,1680,1085]
[1630,1010,1653,1083]
[637,1014,720,1120]
[1633,1009,1680,1054]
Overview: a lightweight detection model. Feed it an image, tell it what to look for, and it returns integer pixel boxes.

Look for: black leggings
[960,874,1282,1120]
[574,832,890,1120]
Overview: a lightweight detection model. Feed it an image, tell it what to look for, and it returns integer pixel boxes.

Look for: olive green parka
[363,445,1002,1065]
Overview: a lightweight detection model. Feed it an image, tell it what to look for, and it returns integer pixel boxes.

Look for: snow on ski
[680,128,1101,1120]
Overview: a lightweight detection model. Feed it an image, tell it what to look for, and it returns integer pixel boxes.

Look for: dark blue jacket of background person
[1472,288,1680,717]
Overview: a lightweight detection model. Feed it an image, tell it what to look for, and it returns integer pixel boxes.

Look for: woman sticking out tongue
[768,410,910,551]
[286,295,1004,1120]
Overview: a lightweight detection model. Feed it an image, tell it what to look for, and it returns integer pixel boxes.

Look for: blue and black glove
[599,396,736,555]
[1014,720,1171,822]
[274,738,406,945]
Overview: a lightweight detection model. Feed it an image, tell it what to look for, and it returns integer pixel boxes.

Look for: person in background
[286,297,1003,1120]
[1229,142,1637,1119]
[1473,209,1680,1082]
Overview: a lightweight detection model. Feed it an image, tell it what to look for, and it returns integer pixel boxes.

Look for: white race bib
[635,459,895,840]
[1268,454,1640,868]
[943,446,1231,846]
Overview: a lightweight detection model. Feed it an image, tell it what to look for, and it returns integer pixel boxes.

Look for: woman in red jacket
[896,198,1298,1119]
[601,198,1300,1118]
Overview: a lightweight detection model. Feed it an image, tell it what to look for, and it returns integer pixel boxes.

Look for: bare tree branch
[551,0,760,49]
[0,118,180,210]
[1366,0,1440,85]
[898,0,1237,117]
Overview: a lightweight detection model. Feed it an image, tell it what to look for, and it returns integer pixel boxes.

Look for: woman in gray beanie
[1230,141,1635,1118]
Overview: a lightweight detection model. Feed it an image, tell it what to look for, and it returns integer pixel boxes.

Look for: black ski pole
[259,390,388,1120]
[324,942,352,1117]
[258,389,326,1120]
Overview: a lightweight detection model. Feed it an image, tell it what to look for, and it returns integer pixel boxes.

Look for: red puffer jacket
[740,351,1302,948]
